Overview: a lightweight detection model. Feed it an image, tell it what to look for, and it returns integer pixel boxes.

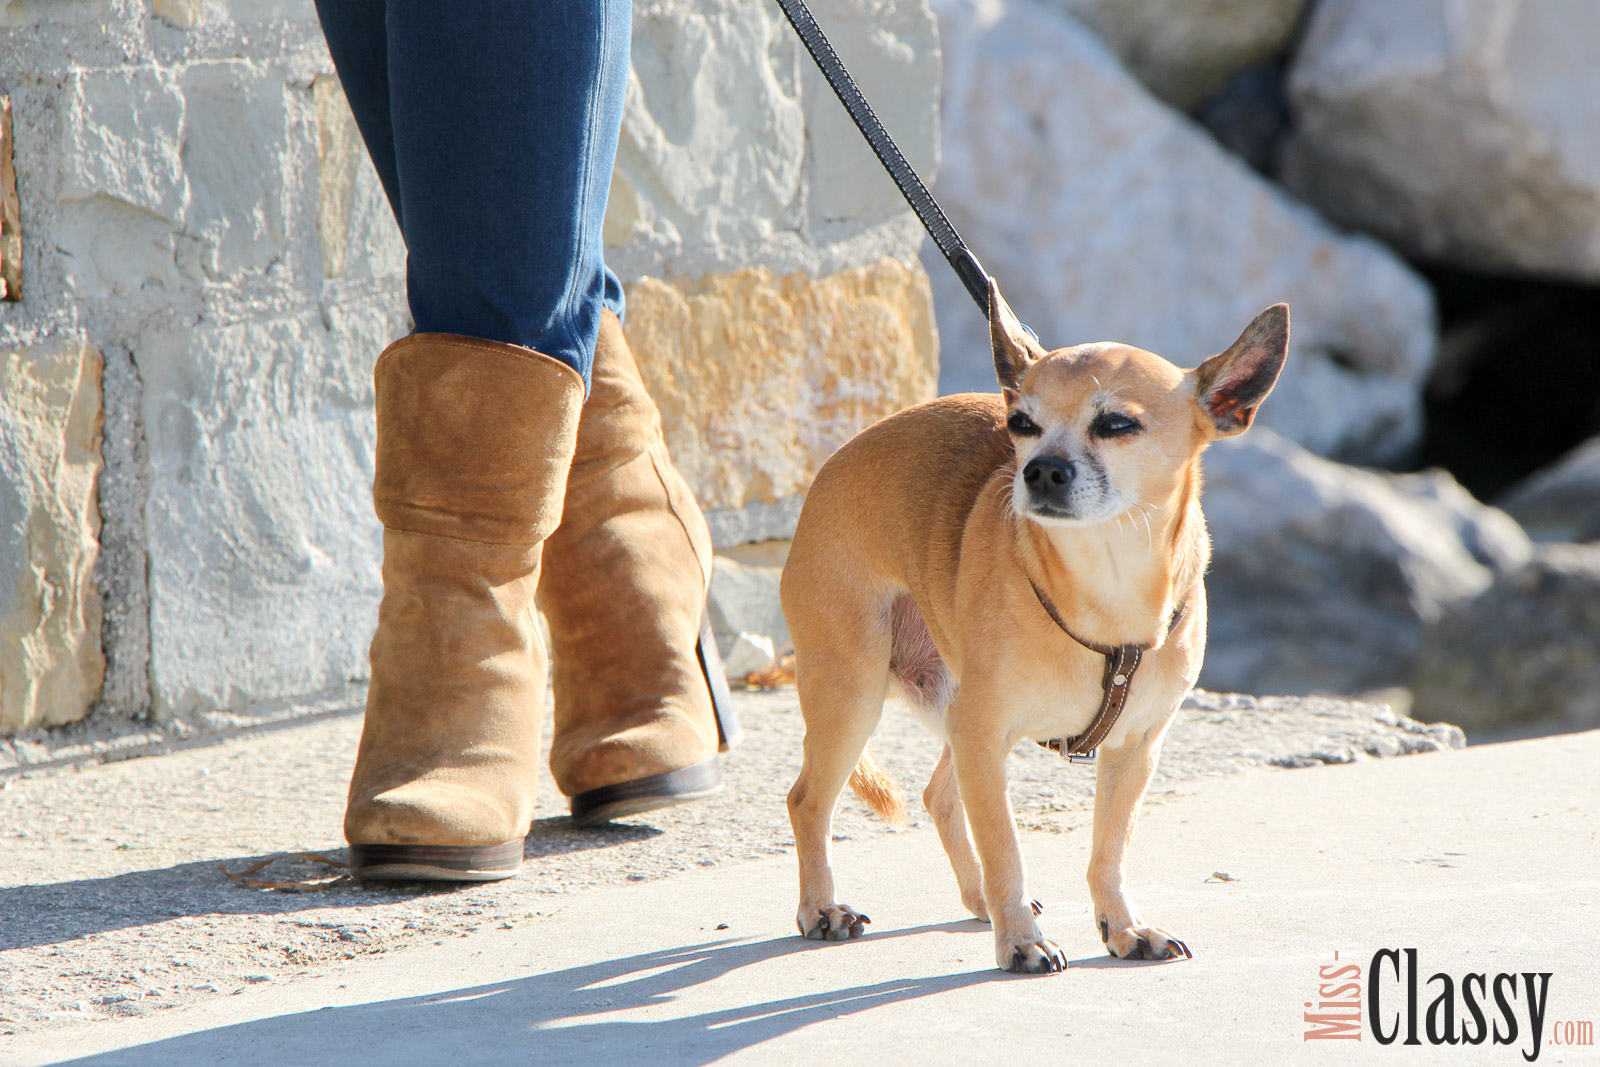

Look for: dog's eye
[1091,412,1142,438]
[1007,410,1042,437]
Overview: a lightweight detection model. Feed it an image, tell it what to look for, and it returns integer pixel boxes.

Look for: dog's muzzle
[1023,455,1076,511]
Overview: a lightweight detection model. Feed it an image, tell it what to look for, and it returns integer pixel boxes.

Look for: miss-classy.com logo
[1304,949,1592,1062]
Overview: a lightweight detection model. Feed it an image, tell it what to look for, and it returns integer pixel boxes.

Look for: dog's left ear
[989,278,1046,398]
[1194,303,1290,437]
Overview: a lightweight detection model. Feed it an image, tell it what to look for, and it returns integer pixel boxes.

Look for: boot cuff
[373,333,585,544]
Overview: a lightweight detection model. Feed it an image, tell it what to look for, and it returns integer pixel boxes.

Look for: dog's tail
[849,744,908,828]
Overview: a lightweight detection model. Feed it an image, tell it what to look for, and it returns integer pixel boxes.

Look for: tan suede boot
[346,333,584,881]
[540,310,741,824]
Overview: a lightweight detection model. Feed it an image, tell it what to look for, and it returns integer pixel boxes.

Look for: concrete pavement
[6,728,1597,1065]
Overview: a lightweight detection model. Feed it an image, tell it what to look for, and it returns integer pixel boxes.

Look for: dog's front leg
[1088,728,1191,961]
[948,716,1065,973]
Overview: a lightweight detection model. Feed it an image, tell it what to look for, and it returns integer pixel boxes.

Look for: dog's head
[989,281,1289,527]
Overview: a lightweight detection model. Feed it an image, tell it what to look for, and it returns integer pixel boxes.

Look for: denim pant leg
[313,0,630,382]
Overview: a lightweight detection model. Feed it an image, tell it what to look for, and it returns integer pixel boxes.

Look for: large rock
[929,0,1436,465]
[0,338,104,732]
[1043,0,1308,110]
[1413,544,1600,736]
[1283,0,1600,280]
[1200,429,1529,696]
[1496,435,1600,544]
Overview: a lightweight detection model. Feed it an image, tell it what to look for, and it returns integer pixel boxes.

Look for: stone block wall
[0,0,940,734]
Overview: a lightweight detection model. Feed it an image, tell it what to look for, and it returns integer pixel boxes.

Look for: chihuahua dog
[780,281,1288,972]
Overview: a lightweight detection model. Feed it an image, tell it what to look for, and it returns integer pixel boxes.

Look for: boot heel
[349,840,524,883]
[697,609,743,752]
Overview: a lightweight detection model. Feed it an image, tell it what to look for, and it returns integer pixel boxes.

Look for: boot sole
[349,840,523,883]
[569,756,724,826]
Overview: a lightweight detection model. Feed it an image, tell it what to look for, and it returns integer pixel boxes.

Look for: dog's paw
[997,935,1067,974]
[1102,921,1191,961]
[798,904,871,942]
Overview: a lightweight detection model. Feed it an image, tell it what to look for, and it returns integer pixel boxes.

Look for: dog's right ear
[989,279,1045,399]
[1194,303,1290,437]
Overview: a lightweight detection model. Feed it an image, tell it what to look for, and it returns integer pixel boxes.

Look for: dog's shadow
[55,924,1019,1065]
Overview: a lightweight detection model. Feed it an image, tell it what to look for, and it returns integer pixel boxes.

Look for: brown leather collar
[1029,579,1189,761]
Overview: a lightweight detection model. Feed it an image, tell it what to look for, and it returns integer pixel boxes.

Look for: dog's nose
[1023,455,1075,502]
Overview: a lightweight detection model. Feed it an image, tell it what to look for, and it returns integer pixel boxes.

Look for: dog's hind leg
[1088,726,1191,961]
[924,745,988,921]
[924,746,1048,925]
[787,604,892,942]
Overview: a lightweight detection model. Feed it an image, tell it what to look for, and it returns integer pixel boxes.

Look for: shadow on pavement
[0,820,662,952]
[59,924,1012,1066]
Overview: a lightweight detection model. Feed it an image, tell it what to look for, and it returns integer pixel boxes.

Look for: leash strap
[771,0,990,314]
[1029,579,1190,761]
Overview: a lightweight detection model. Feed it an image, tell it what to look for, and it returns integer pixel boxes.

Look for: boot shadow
[2,819,664,953]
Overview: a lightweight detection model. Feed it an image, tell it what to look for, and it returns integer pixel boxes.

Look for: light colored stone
[225,0,318,23]
[1414,544,1600,736]
[625,258,938,511]
[0,337,105,733]
[179,61,293,283]
[3,1,113,28]
[609,0,807,273]
[137,307,398,719]
[804,0,941,226]
[151,0,204,28]
[55,194,185,299]
[1496,435,1600,544]
[703,496,805,549]
[606,0,938,282]
[312,76,404,282]
[722,632,778,678]
[1044,0,1307,109]
[929,0,1436,465]
[1200,429,1528,696]
[708,552,789,656]
[312,76,360,279]
[59,66,187,222]
[1283,0,1600,279]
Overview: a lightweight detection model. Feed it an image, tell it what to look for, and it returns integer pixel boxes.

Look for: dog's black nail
[1172,939,1191,959]
[1031,899,1044,916]
[1011,949,1024,972]
[856,913,871,925]
[818,914,829,930]
[1099,918,1109,943]
[1133,937,1151,960]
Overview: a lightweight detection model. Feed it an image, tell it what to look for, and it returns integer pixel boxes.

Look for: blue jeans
[313,0,631,383]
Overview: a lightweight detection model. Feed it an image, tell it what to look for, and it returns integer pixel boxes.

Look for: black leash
[772,0,991,316]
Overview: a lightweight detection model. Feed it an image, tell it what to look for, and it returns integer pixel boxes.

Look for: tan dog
[780,281,1288,972]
